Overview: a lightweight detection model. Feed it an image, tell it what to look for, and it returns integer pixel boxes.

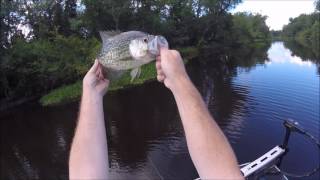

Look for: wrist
[170,75,192,94]
[82,88,103,102]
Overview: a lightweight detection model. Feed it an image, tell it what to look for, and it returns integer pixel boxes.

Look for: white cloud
[231,0,316,30]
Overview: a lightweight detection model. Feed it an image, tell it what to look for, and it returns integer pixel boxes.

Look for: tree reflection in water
[1,41,275,179]
[283,40,320,74]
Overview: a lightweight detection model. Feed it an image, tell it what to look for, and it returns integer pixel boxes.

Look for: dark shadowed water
[1,42,319,179]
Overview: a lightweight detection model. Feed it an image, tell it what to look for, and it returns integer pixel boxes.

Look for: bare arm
[156,49,243,179]
[69,60,109,179]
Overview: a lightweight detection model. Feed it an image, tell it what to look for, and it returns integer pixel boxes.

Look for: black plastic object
[281,119,305,149]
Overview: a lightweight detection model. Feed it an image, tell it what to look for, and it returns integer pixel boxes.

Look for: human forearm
[172,77,243,179]
[69,92,108,179]
[155,49,242,179]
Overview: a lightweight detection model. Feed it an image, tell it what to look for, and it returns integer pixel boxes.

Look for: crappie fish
[97,31,168,81]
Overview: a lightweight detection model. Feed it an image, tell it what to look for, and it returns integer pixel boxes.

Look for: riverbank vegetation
[282,13,320,59]
[232,12,271,49]
[1,0,272,107]
[39,47,198,106]
[281,1,319,60]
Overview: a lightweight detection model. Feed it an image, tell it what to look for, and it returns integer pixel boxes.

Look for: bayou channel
[1,41,319,179]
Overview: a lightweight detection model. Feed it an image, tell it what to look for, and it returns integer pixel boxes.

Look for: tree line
[281,0,320,60]
[0,0,271,103]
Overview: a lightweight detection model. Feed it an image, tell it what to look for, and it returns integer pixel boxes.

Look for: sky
[231,0,316,30]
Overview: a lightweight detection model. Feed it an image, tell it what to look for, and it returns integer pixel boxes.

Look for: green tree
[1,35,99,100]
[0,0,26,99]
[52,0,65,34]
[1,0,24,49]
[232,12,271,48]
[282,12,319,60]
[65,0,77,18]
[0,0,274,104]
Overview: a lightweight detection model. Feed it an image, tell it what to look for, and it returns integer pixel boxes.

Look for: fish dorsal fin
[99,31,121,52]
[99,31,121,43]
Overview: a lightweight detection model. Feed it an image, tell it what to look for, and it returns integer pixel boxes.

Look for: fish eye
[143,38,148,43]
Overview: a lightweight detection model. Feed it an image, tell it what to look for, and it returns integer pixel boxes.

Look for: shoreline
[0,96,39,112]
[0,47,198,110]
[39,47,198,106]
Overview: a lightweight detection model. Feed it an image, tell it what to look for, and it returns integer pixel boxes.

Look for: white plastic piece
[240,146,285,177]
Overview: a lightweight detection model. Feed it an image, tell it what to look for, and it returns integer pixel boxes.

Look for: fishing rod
[240,119,320,179]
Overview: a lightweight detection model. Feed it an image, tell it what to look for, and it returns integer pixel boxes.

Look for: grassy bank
[40,47,198,106]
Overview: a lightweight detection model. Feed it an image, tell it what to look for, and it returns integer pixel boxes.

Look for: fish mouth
[148,35,168,56]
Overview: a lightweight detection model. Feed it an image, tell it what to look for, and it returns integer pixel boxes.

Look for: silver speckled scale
[97,31,148,71]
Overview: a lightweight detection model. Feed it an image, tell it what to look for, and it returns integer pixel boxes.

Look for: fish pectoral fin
[106,68,125,81]
[130,67,141,82]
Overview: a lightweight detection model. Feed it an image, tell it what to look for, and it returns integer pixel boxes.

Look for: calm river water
[1,42,319,179]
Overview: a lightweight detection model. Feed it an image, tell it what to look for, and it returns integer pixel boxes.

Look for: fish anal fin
[130,67,141,82]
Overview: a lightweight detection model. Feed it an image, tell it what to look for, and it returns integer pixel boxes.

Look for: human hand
[83,59,109,98]
[156,48,189,90]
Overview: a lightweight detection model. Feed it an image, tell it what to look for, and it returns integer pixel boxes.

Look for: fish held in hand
[97,31,168,81]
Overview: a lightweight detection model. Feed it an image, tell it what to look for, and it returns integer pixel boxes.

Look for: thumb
[88,59,99,74]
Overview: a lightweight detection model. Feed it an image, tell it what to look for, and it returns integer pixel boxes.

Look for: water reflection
[267,42,313,66]
[283,40,320,62]
[105,82,198,179]
[12,145,39,179]
[1,41,319,179]
[1,103,77,179]
[189,42,272,144]
[283,40,320,74]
